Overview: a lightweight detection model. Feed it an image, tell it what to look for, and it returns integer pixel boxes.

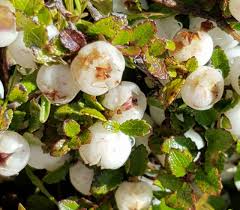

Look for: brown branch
[153,0,240,42]
[0,48,9,90]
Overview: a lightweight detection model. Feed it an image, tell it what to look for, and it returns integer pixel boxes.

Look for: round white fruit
[135,114,154,153]
[224,101,240,137]
[189,17,238,50]
[8,31,37,69]
[156,16,182,39]
[0,0,18,47]
[28,139,69,171]
[37,64,79,104]
[71,41,125,96]
[0,131,30,176]
[79,122,132,169]
[172,30,213,66]
[229,0,240,22]
[149,105,165,126]
[102,81,147,123]
[181,66,224,110]
[229,57,240,95]
[115,181,153,210]
[69,161,94,195]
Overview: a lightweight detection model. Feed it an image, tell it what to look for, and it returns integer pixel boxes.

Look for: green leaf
[91,169,124,196]
[165,183,193,209]
[58,200,80,210]
[162,136,197,154]
[63,119,81,137]
[12,0,44,15]
[167,149,193,177]
[39,96,51,123]
[194,108,218,126]
[149,38,166,57]
[194,168,222,196]
[54,103,84,121]
[132,20,157,47]
[88,16,127,39]
[156,172,183,191]
[8,84,29,103]
[21,72,37,94]
[25,166,57,204]
[165,40,176,51]
[18,203,26,210]
[28,99,42,132]
[79,108,106,121]
[10,110,26,130]
[24,24,48,48]
[125,145,148,176]
[161,79,185,107]
[27,195,56,210]
[220,115,232,129]
[103,120,120,133]
[43,163,70,184]
[0,108,13,131]
[211,47,230,78]
[83,93,105,111]
[207,196,228,210]
[205,129,234,153]
[38,7,52,25]
[185,57,198,72]
[90,0,112,15]
[120,119,151,137]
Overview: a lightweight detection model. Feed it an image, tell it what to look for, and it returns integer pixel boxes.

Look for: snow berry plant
[1,0,240,209]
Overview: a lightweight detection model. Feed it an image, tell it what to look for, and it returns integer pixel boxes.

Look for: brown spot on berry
[78,47,103,69]
[95,65,112,80]
[200,20,214,32]
[44,90,67,101]
[0,6,15,31]
[0,153,11,166]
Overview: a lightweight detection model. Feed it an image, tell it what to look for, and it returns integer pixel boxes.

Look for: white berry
[8,31,37,69]
[156,16,182,39]
[69,161,94,195]
[190,17,238,50]
[172,30,213,66]
[71,41,125,96]
[181,66,224,110]
[149,105,165,126]
[115,181,153,210]
[0,0,18,47]
[102,81,147,123]
[0,131,30,176]
[36,64,80,104]
[229,0,240,22]
[28,137,69,171]
[224,101,240,137]
[79,122,132,169]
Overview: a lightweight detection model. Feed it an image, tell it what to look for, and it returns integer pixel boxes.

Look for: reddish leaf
[60,29,87,53]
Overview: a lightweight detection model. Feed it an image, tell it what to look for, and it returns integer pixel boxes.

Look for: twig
[86,1,103,21]
[0,48,9,90]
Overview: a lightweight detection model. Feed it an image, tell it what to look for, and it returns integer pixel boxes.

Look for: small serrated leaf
[43,163,69,184]
[91,169,124,196]
[125,145,148,176]
[80,107,106,121]
[167,149,192,177]
[120,119,151,137]
[211,47,230,78]
[63,119,80,137]
[58,199,79,210]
